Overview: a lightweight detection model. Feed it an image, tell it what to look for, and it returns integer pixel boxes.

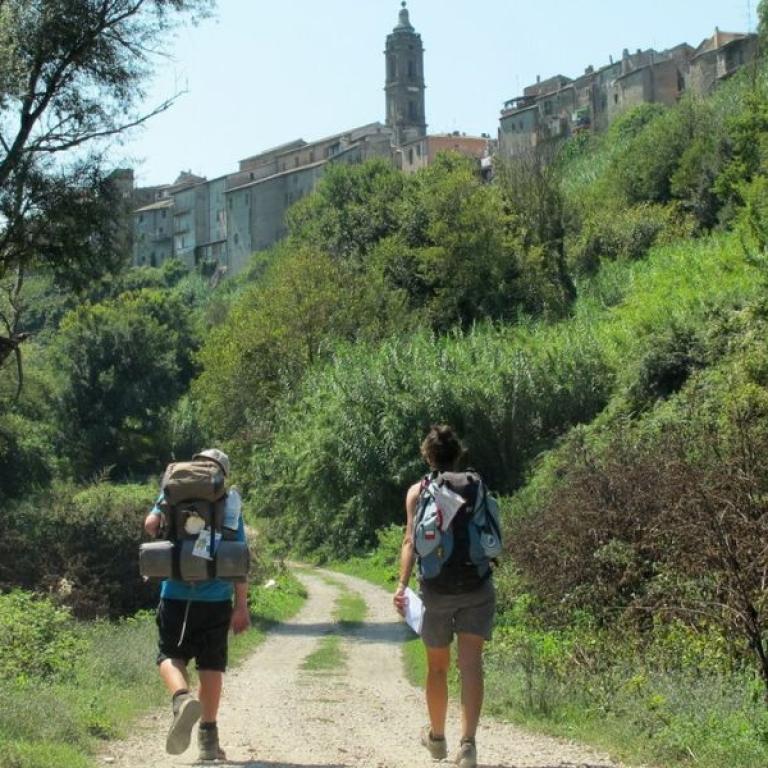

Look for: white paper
[435,484,466,531]
[404,587,424,635]
[192,529,221,560]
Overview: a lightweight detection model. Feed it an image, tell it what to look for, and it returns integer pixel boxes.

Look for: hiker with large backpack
[394,425,502,768]
[142,448,250,762]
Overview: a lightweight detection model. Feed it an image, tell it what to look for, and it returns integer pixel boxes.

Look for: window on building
[234,233,239,245]
[139,214,144,223]
[416,143,422,157]
[614,93,619,104]
[228,197,233,209]
[250,172,255,180]
[408,100,417,120]
[245,193,250,206]
[408,60,415,79]
[309,150,315,162]
[388,56,396,80]
[161,210,166,218]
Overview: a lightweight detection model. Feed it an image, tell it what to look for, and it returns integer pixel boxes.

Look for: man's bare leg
[198,670,224,723]
[159,658,189,695]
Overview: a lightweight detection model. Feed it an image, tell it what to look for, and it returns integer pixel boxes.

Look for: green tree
[50,289,199,479]
[0,0,211,390]
[373,153,573,328]
[193,244,411,448]
[286,158,407,263]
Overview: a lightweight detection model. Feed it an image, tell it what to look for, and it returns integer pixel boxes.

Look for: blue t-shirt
[150,490,246,602]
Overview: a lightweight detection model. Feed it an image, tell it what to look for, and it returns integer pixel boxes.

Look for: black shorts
[156,598,233,672]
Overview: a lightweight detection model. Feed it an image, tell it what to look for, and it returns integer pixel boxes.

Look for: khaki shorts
[420,579,496,648]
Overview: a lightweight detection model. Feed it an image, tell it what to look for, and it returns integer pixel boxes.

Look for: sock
[430,730,445,741]
[199,721,217,731]
[460,736,476,746]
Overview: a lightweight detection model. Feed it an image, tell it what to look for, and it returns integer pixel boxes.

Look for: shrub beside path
[104,568,626,768]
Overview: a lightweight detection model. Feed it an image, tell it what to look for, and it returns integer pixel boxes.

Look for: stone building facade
[498,29,756,160]
[224,122,394,274]
[688,29,758,95]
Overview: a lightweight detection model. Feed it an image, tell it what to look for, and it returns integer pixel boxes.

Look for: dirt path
[104,568,625,768]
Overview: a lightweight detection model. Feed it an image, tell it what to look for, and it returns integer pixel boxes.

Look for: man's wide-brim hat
[193,448,230,477]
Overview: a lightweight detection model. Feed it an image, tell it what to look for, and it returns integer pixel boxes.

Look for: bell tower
[385,2,427,145]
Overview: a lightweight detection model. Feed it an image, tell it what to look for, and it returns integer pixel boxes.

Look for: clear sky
[121,0,757,186]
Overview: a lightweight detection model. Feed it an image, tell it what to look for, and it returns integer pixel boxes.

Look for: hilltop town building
[130,3,490,276]
[130,16,757,274]
[398,132,492,174]
[224,123,394,272]
[498,29,757,160]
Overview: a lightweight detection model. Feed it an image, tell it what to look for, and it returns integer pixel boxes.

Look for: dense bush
[566,203,691,275]
[0,482,156,618]
[508,335,768,696]
[0,591,83,682]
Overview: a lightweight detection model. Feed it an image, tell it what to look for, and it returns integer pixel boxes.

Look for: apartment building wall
[499,104,539,157]
[689,35,758,95]
[133,200,173,267]
[197,177,228,267]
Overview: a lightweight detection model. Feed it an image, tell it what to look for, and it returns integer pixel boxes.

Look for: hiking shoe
[198,723,226,762]
[420,724,448,760]
[454,739,477,768]
[165,693,201,755]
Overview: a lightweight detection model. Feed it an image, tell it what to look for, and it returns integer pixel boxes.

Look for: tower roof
[395,1,414,31]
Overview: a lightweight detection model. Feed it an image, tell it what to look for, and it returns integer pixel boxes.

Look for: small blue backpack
[413,470,502,593]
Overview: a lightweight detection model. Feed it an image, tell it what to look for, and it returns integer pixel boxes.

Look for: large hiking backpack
[139,460,250,582]
[413,470,502,593]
